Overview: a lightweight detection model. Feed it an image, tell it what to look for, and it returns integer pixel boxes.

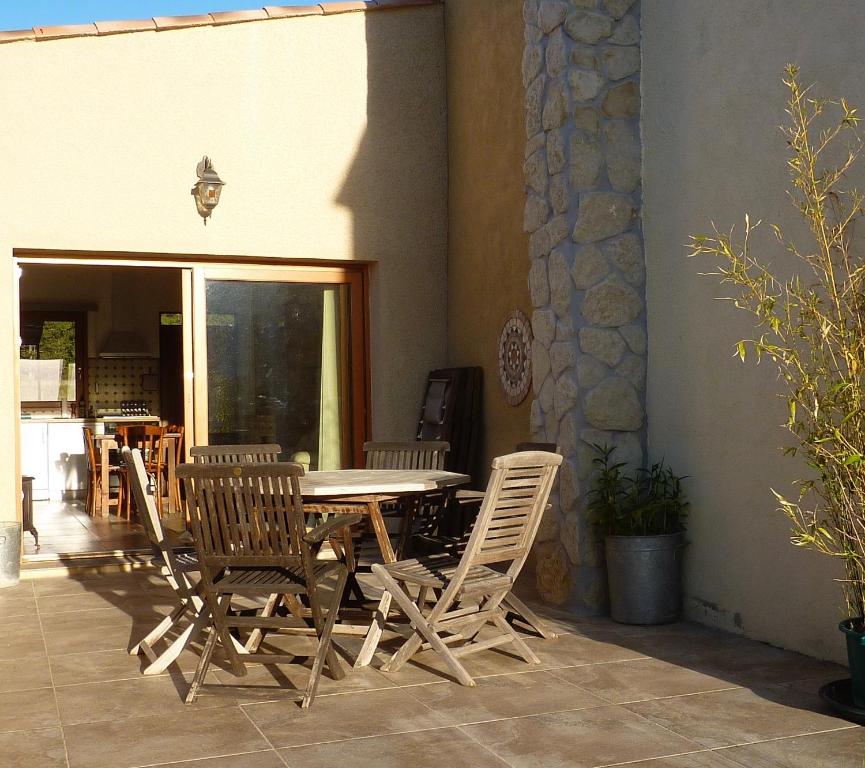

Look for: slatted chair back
[189,444,282,465]
[457,451,561,580]
[120,425,166,461]
[123,447,197,601]
[363,441,449,470]
[177,462,306,571]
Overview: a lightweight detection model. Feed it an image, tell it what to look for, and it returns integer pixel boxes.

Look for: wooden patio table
[299,469,470,564]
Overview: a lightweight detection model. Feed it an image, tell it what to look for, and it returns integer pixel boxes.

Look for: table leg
[366,498,396,564]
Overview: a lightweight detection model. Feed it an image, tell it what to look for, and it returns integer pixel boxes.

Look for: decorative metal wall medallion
[498,309,532,406]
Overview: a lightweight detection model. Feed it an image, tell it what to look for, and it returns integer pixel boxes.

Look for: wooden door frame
[192,263,370,469]
[14,250,372,474]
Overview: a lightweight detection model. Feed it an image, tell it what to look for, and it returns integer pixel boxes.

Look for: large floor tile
[626,685,851,749]
[0,726,67,768]
[32,572,150,598]
[150,752,287,768]
[691,643,847,687]
[367,637,554,686]
[531,630,649,668]
[36,587,161,615]
[40,609,144,656]
[0,595,37,618]
[0,687,59,733]
[280,727,509,768]
[50,646,199,686]
[552,657,740,703]
[720,726,865,767]
[0,627,47,661]
[461,704,701,768]
[0,656,53,693]
[63,706,271,768]
[55,672,231,726]
[203,631,395,700]
[406,669,605,724]
[612,752,744,767]
[0,581,35,600]
[244,686,449,747]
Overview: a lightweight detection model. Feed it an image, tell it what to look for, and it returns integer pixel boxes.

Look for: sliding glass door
[192,266,368,469]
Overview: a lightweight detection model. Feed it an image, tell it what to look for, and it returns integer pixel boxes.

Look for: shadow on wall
[335,5,449,445]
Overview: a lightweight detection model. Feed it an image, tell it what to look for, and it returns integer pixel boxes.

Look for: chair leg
[307,575,343,684]
[303,568,348,709]
[502,592,558,639]
[492,613,541,664]
[355,591,391,668]
[129,602,187,657]
[142,607,210,676]
[185,624,218,705]
[245,593,282,653]
[372,564,475,687]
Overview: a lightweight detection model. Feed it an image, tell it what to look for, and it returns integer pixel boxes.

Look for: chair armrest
[303,513,363,545]
[455,489,485,504]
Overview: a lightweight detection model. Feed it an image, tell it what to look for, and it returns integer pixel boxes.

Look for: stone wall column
[523,0,645,610]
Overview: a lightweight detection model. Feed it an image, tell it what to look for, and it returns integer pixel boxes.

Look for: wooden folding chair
[190,444,282,464]
[178,462,360,708]
[409,443,560,640]
[357,451,561,685]
[122,447,211,675]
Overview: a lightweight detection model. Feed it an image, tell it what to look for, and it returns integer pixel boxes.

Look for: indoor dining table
[299,468,471,563]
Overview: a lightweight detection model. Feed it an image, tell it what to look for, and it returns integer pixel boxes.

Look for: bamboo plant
[690,65,865,625]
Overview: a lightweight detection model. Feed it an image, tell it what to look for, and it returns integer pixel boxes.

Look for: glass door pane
[203,279,354,469]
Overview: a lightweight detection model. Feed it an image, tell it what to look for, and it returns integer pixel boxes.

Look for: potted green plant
[588,446,688,625]
[690,65,865,712]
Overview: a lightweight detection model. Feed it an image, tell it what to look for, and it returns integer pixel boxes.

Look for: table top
[300,469,470,497]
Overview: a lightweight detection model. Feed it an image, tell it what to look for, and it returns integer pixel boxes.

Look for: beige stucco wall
[445,0,532,481]
[0,7,447,521]
[642,0,865,662]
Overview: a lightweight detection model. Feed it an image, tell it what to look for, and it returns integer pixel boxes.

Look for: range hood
[99,330,151,358]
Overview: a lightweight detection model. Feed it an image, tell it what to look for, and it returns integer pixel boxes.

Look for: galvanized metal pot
[0,522,22,589]
[605,531,686,625]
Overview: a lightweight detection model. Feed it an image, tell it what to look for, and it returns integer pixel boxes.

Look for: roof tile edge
[263,5,325,18]
[0,0,442,45]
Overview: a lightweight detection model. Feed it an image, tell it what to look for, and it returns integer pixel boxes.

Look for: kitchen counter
[20,416,161,423]
[20,416,161,501]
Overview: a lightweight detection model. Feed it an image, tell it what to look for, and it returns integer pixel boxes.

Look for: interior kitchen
[18,263,185,559]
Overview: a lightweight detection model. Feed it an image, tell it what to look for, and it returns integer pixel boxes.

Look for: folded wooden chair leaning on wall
[177,461,361,708]
[356,450,562,686]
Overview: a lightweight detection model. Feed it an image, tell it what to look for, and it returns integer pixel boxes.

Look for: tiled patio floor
[1,569,863,768]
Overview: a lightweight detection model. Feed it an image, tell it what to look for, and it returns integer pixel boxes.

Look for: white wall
[0,7,447,522]
[643,0,865,662]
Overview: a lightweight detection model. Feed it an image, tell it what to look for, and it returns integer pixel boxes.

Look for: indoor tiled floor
[24,500,149,557]
[1,570,863,768]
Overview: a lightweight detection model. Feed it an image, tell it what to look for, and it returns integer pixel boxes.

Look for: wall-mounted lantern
[191,156,225,224]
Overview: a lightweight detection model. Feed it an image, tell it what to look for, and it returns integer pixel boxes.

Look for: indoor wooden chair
[83,426,124,516]
[357,450,562,684]
[122,447,209,675]
[190,444,281,464]
[178,461,361,708]
[118,425,167,516]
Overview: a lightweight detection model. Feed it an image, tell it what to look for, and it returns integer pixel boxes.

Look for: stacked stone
[522,0,645,609]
